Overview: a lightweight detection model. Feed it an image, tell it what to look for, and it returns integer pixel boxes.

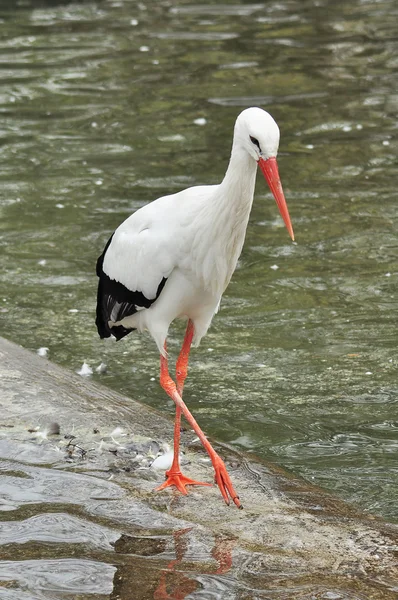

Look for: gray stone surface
[0,336,397,599]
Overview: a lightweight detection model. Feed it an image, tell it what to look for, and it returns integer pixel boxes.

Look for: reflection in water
[154,529,198,600]
[154,530,236,600]
[111,528,236,600]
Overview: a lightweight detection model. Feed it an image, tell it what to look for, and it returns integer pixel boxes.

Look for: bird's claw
[213,458,242,509]
[156,469,211,496]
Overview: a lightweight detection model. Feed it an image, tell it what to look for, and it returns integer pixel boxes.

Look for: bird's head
[235,107,294,241]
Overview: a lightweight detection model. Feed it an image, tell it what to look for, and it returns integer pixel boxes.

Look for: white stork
[96,107,294,508]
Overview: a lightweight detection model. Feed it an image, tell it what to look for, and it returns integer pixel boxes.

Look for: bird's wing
[95,230,168,340]
[95,187,210,340]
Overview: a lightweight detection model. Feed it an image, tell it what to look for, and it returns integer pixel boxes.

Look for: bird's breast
[181,212,249,297]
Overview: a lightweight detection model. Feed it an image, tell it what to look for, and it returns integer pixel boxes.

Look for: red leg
[156,322,211,495]
[157,333,242,508]
[168,320,194,484]
[176,319,194,397]
[169,320,194,481]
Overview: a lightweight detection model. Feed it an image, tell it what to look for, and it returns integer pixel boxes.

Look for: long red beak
[258,157,294,241]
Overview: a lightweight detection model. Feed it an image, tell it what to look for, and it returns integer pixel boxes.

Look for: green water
[1,0,397,522]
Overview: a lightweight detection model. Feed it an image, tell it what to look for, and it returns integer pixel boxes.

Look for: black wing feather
[95,233,166,341]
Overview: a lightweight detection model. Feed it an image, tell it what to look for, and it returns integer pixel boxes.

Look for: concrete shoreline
[1,335,397,599]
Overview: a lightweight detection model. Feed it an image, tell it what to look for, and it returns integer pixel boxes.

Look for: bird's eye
[250,136,261,151]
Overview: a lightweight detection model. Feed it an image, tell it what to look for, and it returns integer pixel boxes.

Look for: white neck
[194,142,258,294]
[218,142,258,209]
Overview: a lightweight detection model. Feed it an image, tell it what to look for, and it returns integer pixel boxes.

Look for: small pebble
[47,422,60,435]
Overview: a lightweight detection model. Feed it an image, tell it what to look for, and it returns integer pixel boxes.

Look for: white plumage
[96,107,294,508]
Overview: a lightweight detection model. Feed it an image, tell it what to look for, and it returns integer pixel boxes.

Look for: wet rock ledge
[0,336,397,600]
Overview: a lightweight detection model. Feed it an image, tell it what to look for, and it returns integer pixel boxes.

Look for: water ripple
[0,513,118,548]
[0,558,115,596]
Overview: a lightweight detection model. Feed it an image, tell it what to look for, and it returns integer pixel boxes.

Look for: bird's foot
[156,469,212,495]
[213,456,242,509]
